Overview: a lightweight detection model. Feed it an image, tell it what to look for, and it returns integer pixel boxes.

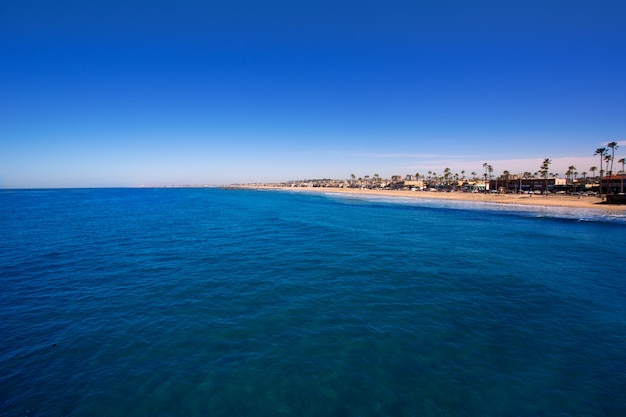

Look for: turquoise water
[1,188,625,416]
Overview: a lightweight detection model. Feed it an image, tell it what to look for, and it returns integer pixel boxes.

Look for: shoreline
[236,186,626,212]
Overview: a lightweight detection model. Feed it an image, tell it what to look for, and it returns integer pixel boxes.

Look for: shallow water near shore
[319,190,626,224]
[2,188,625,416]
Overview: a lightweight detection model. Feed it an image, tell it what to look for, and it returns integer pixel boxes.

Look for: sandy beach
[242,186,626,212]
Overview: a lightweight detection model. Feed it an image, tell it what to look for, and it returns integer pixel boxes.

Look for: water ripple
[1,188,625,416]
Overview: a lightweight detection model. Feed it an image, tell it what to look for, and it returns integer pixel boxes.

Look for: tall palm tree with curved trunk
[594,148,607,197]
[604,154,612,194]
[607,142,619,193]
[608,141,618,175]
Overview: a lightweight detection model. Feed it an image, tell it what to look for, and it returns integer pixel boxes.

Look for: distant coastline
[231,184,626,212]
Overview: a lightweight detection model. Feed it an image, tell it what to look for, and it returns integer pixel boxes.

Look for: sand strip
[239,186,626,212]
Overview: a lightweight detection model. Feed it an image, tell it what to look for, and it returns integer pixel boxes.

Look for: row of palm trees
[348,142,624,194]
[594,141,625,196]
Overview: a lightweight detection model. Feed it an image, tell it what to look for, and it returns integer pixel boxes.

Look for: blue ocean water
[1,188,625,417]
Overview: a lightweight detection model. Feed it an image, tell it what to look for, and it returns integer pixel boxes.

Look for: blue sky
[1,0,625,187]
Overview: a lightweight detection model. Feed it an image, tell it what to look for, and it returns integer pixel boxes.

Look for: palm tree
[539,158,551,194]
[565,167,572,185]
[589,166,597,181]
[567,165,576,182]
[595,147,607,197]
[619,158,625,193]
[482,163,489,193]
[567,165,576,193]
[604,154,612,194]
[608,141,619,176]
[443,167,451,189]
[607,141,619,194]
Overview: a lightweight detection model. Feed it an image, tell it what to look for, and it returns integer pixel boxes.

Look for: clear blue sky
[1,0,625,187]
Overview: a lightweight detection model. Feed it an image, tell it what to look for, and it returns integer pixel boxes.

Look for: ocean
[1,188,625,417]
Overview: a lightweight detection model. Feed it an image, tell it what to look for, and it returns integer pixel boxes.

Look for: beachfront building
[391,179,425,190]
[464,181,488,192]
[601,174,626,195]
[489,176,566,193]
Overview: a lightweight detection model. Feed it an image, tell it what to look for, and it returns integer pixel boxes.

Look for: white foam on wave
[322,192,626,224]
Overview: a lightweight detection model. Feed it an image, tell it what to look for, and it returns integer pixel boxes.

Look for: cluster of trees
[593,141,624,195]
[349,142,624,194]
